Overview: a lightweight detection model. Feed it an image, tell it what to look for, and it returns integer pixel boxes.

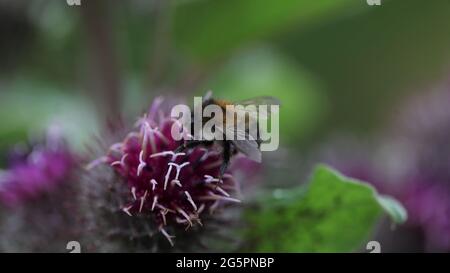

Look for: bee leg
[219,141,231,179]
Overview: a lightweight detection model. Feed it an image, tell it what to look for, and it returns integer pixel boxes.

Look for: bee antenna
[203,90,213,102]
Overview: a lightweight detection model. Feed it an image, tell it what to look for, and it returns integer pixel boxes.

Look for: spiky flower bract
[84,98,244,252]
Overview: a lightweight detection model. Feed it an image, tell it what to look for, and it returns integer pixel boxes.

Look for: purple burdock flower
[389,82,450,251]
[88,98,242,247]
[0,128,75,207]
[402,181,450,250]
[0,128,79,252]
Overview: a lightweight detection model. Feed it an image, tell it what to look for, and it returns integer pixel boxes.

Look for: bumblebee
[175,92,280,177]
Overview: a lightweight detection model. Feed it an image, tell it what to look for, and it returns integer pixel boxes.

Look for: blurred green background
[1,0,450,252]
[2,0,450,154]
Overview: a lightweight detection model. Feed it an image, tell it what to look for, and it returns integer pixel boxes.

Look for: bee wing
[203,90,213,102]
[232,139,262,163]
[232,96,280,120]
[234,96,281,107]
[222,126,262,163]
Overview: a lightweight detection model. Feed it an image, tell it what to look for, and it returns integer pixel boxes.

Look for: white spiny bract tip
[149,96,164,120]
[137,150,146,177]
[159,227,175,247]
[215,186,231,197]
[198,149,210,162]
[185,191,198,211]
[135,113,148,128]
[142,122,158,154]
[150,151,172,158]
[161,214,167,225]
[150,151,186,161]
[144,124,169,147]
[123,206,133,216]
[157,204,173,214]
[171,152,186,161]
[168,162,190,182]
[110,161,121,167]
[204,175,222,183]
[151,196,158,211]
[197,203,206,214]
[139,191,148,213]
[199,193,241,203]
[164,164,173,190]
[171,179,182,187]
[111,153,128,168]
[131,187,137,200]
[176,207,193,227]
[169,162,190,168]
[152,130,169,145]
[150,179,158,191]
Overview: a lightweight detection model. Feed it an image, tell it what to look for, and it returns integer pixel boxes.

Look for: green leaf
[244,164,407,252]
[173,0,356,60]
